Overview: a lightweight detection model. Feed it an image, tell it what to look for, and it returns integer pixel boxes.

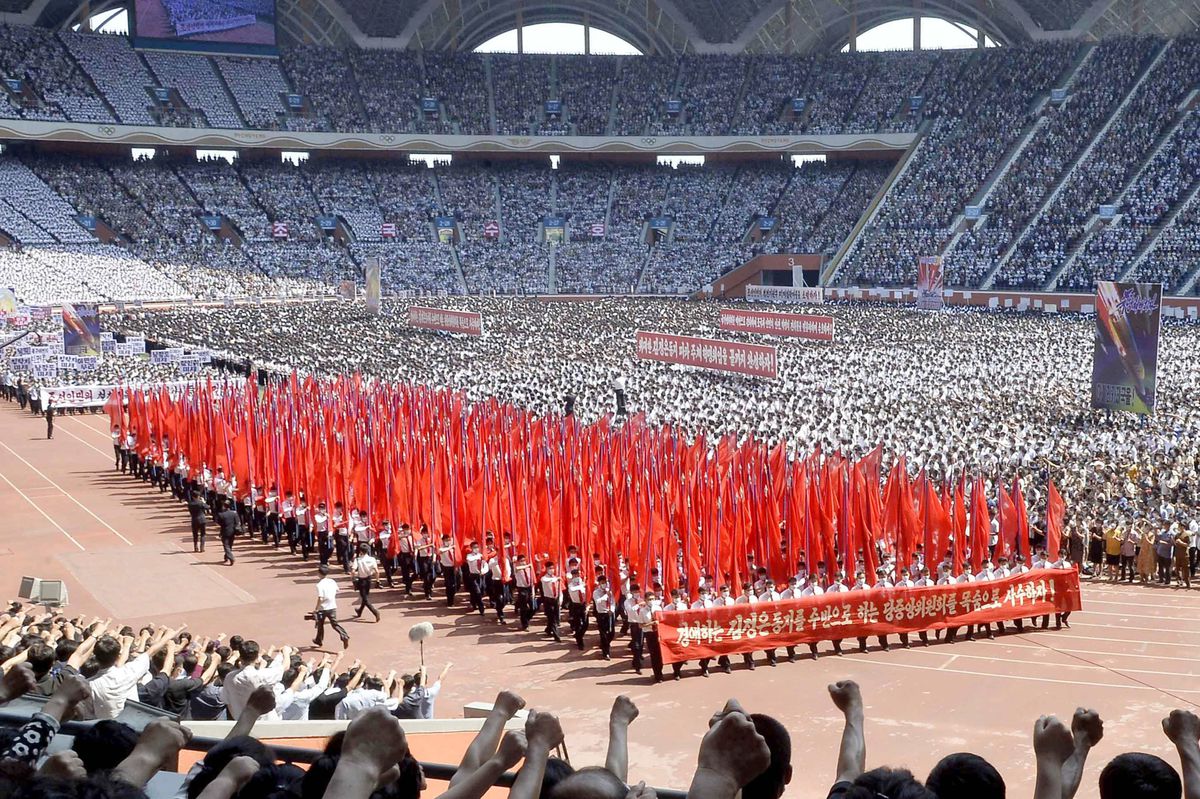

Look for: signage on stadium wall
[421,97,439,113]
[964,205,982,220]
[381,222,397,238]
[589,222,606,238]
[316,215,338,231]
[153,87,171,104]
[719,309,834,341]
[544,100,562,115]
[916,256,944,310]
[287,94,304,109]
[758,216,776,231]
[4,78,21,93]
[1051,88,1068,103]
[483,220,500,239]
[408,306,484,336]
[656,569,1082,664]
[201,215,223,230]
[791,98,807,114]
[271,221,289,239]
[910,95,924,112]
[665,99,683,114]
[1098,204,1117,220]
[744,285,824,305]
[635,331,778,379]
[76,215,97,231]
[1091,281,1162,415]
[649,217,672,231]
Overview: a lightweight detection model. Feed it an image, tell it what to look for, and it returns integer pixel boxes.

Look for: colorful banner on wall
[1091,281,1162,415]
[656,569,1082,664]
[61,303,102,357]
[365,257,382,315]
[408,306,484,336]
[436,216,456,244]
[635,331,778,379]
[916,256,944,310]
[744,285,824,305]
[719,309,834,341]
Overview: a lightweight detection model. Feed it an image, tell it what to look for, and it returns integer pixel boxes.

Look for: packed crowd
[947,36,1156,289]
[1006,37,1200,290]
[5,609,1200,799]
[110,299,1200,547]
[0,602,446,724]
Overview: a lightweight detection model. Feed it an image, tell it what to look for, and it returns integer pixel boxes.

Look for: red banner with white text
[719,309,835,341]
[408,306,484,336]
[635,331,778,378]
[655,569,1081,663]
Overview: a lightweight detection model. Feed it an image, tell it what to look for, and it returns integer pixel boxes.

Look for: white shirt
[540,573,562,599]
[800,584,824,597]
[353,555,379,579]
[276,669,332,721]
[335,688,398,720]
[317,577,338,611]
[222,654,285,721]
[86,653,150,720]
[593,586,614,614]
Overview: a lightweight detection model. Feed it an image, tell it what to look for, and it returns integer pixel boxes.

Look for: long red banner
[655,569,1081,663]
[408,306,484,336]
[635,331,778,378]
[719,308,835,341]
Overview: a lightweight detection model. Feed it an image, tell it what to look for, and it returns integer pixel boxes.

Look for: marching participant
[539,560,564,643]
[592,573,616,659]
[513,553,536,630]
[444,535,466,607]
[567,568,589,649]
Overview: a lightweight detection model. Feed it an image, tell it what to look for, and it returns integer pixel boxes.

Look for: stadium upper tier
[2,29,1200,301]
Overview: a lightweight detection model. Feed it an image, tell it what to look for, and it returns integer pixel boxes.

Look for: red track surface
[2,403,1199,797]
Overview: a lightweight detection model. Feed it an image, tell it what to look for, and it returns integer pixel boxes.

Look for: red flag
[1046,480,1064,561]
[1012,476,1030,564]
[998,484,1018,562]
[969,477,990,573]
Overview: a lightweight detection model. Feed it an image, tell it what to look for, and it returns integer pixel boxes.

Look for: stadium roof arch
[20,0,1200,51]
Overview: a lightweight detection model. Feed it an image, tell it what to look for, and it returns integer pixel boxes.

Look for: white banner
[45,378,247,408]
[745,285,825,305]
[32,362,57,379]
[149,347,184,365]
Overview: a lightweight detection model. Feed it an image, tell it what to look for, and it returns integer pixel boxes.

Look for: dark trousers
[464,570,483,611]
[1119,554,1135,582]
[399,552,415,592]
[569,602,588,648]
[417,557,434,598]
[220,532,235,564]
[314,609,349,646]
[191,520,206,551]
[318,532,332,565]
[267,513,282,546]
[297,525,312,559]
[354,578,380,620]
[489,579,509,621]
[515,588,535,629]
[596,612,614,657]
[646,629,667,680]
[113,445,121,469]
[336,535,351,571]
[542,597,562,640]
[285,518,298,553]
[445,565,462,606]
[629,624,644,671]
[1158,553,1173,584]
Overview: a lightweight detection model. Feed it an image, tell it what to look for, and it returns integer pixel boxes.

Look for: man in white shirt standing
[222,640,287,721]
[313,565,350,650]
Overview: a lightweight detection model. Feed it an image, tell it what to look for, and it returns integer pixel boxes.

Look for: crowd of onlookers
[8,620,1200,799]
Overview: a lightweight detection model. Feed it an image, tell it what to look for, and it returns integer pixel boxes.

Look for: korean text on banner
[656,569,1081,663]
[635,331,778,378]
[719,309,834,341]
[408,306,484,336]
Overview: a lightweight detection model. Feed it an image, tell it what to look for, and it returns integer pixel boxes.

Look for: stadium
[1,0,1200,797]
